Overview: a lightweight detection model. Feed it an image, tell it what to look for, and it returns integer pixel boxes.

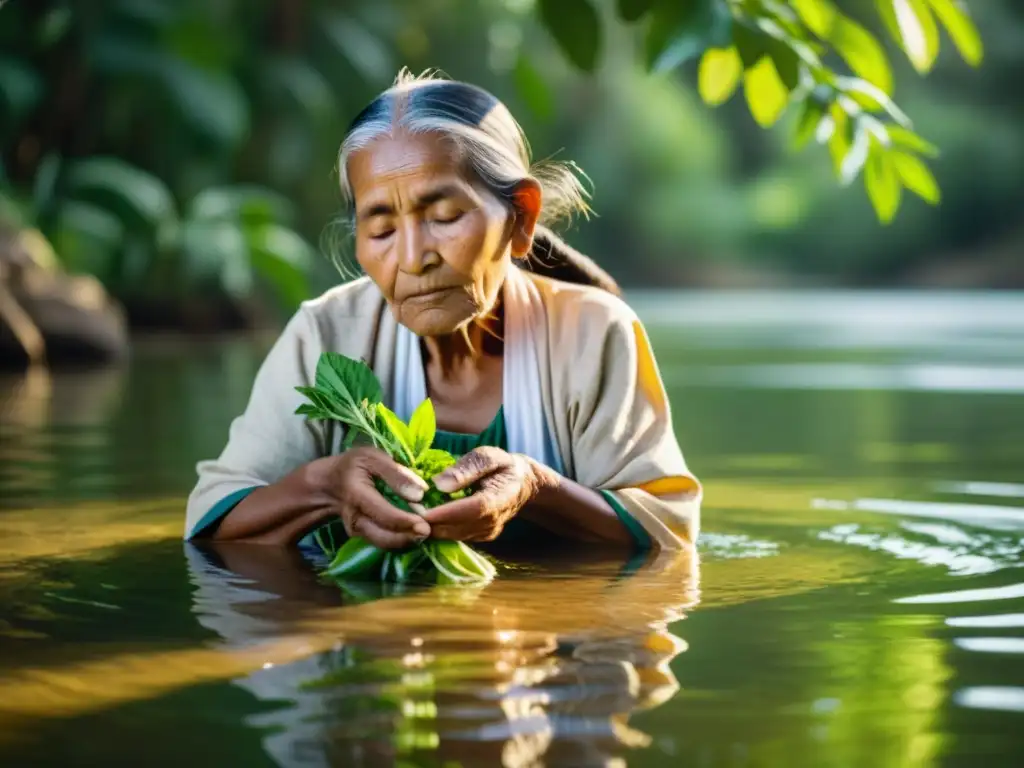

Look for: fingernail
[403,486,425,502]
[433,473,454,492]
[413,522,430,538]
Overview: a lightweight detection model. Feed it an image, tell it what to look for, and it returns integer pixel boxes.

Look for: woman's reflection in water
[186,542,699,768]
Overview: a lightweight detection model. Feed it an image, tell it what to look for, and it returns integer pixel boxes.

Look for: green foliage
[536,0,985,224]
[538,0,603,72]
[0,0,321,315]
[296,352,496,587]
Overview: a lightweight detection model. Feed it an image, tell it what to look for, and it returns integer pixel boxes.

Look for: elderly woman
[185,72,700,553]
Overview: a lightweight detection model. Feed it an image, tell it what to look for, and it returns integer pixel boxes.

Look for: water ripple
[947,614,1024,628]
[818,522,1024,576]
[896,583,1024,605]
[697,533,780,560]
[954,686,1024,713]
[953,637,1024,654]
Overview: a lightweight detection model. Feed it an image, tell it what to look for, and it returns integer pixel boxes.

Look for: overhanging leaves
[617,0,656,22]
[538,0,603,72]
[926,0,983,65]
[646,0,732,72]
[698,46,742,105]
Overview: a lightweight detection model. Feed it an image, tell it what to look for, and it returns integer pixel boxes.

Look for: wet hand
[423,446,557,542]
[314,447,432,549]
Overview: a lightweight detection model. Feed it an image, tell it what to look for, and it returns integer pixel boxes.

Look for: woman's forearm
[520,475,634,545]
[205,460,337,545]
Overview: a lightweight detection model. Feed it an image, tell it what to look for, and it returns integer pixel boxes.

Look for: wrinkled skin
[340,131,549,544]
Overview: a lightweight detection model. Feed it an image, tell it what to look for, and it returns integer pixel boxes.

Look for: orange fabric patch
[636,475,701,497]
[632,320,668,416]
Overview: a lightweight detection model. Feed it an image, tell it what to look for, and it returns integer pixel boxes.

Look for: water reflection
[187,544,699,768]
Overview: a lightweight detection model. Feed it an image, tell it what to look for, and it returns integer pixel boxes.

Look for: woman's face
[347,131,524,337]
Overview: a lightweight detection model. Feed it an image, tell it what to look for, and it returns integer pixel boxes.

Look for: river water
[1,291,1022,767]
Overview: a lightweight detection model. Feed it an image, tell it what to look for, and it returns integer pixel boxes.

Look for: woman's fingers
[358,449,429,502]
[432,446,506,493]
[423,472,518,541]
[350,482,431,538]
[350,513,423,550]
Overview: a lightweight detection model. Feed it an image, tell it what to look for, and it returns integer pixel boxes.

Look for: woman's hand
[423,446,558,542]
[310,447,432,549]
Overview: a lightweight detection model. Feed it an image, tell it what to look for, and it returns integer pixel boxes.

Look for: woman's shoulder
[299,276,382,320]
[272,277,385,360]
[525,271,638,335]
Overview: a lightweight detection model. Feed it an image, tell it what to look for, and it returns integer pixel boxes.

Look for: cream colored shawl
[185,267,701,549]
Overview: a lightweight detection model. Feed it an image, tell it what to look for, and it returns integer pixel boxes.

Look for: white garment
[392,266,566,474]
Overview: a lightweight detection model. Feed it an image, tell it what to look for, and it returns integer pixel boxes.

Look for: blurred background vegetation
[1,0,1022,335]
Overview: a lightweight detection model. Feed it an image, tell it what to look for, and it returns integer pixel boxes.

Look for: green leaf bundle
[296,352,496,586]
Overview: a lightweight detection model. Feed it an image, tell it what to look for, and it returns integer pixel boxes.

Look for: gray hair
[338,69,591,227]
[327,70,619,294]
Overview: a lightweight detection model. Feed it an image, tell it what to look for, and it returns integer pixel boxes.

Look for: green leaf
[796,0,894,94]
[732,22,769,69]
[926,0,983,66]
[65,157,178,237]
[247,224,313,310]
[319,11,394,83]
[51,201,125,280]
[180,218,247,286]
[408,399,437,463]
[617,0,655,22]
[645,0,731,72]
[834,76,911,126]
[766,40,802,91]
[889,0,938,72]
[839,120,872,184]
[513,55,554,121]
[743,57,790,127]
[380,552,394,582]
[793,98,827,149]
[376,403,416,465]
[314,353,384,420]
[325,537,385,578]
[875,0,903,44]
[792,0,837,34]
[417,448,458,477]
[909,0,940,69]
[189,185,297,228]
[89,35,249,148]
[823,104,853,178]
[864,143,902,223]
[538,0,602,72]
[393,548,427,583]
[262,57,337,128]
[0,56,44,125]
[892,151,941,203]
[38,6,73,48]
[887,125,939,157]
[32,153,62,214]
[698,46,743,106]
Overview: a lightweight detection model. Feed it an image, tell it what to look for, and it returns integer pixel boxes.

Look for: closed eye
[432,211,464,225]
[369,229,394,241]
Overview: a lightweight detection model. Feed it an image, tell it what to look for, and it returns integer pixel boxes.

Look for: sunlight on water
[947,614,1024,629]
[954,687,1024,713]
[934,481,1024,499]
[687,362,1024,393]
[953,637,1024,654]
[897,583,1024,605]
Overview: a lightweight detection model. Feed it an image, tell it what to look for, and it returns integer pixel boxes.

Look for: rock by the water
[0,227,128,369]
